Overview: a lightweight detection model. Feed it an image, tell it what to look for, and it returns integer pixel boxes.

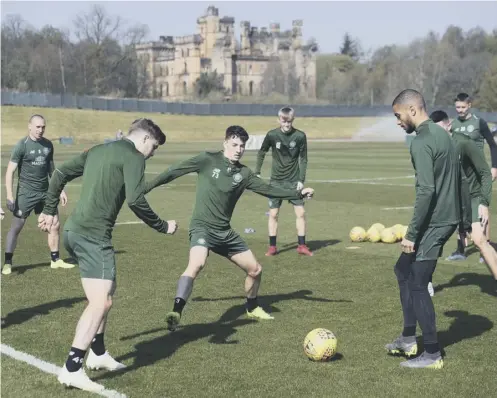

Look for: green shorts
[14,189,50,219]
[415,224,458,261]
[64,230,116,280]
[268,180,304,209]
[189,226,249,258]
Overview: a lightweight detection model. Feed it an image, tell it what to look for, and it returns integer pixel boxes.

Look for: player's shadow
[437,310,493,355]
[435,273,496,297]
[464,242,497,257]
[276,239,341,255]
[95,317,257,381]
[193,289,352,323]
[1,297,86,329]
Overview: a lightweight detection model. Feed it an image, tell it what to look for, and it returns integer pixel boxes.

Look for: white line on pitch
[382,206,414,210]
[0,344,127,398]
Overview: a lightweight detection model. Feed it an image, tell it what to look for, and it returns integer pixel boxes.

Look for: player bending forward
[144,125,315,331]
[38,119,177,393]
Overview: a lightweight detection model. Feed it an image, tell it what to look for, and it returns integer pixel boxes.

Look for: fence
[1,90,496,122]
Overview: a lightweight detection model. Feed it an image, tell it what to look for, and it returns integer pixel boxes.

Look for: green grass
[0,106,383,145]
[2,142,497,398]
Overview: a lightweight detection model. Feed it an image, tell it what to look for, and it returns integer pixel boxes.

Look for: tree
[195,71,225,99]
[478,56,497,111]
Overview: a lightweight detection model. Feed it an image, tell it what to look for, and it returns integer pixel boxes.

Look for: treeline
[2,5,497,110]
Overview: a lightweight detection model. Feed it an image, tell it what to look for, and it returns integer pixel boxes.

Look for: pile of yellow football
[349,223,407,244]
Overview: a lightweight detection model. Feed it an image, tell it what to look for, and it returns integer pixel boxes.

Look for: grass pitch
[1,141,496,398]
[0,106,384,145]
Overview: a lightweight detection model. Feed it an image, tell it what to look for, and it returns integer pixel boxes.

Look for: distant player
[38,118,177,393]
[386,89,460,369]
[430,110,496,280]
[446,93,497,262]
[144,125,315,331]
[254,107,313,256]
[3,114,73,275]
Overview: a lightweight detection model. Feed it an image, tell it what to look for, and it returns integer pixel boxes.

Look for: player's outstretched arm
[125,154,172,234]
[144,153,207,194]
[254,134,271,176]
[405,141,435,243]
[245,171,313,200]
[43,151,88,216]
[465,141,492,207]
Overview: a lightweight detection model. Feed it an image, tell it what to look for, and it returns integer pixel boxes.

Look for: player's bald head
[392,89,426,110]
[29,114,45,125]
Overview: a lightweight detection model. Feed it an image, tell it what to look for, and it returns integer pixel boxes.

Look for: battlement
[206,5,219,16]
[174,34,203,45]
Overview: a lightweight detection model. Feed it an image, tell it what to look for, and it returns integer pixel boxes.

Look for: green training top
[406,120,460,242]
[145,151,305,230]
[255,128,308,182]
[43,139,168,240]
[10,136,55,192]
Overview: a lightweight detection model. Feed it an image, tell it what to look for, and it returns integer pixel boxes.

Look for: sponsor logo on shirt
[276,142,281,149]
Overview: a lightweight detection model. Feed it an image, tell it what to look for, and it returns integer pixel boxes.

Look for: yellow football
[392,224,405,240]
[367,227,381,242]
[349,226,367,242]
[303,328,338,361]
[380,228,398,243]
[370,223,385,233]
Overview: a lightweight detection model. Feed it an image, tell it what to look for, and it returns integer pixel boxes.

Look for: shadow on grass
[98,290,349,380]
[276,239,341,255]
[1,297,86,329]
[435,272,496,297]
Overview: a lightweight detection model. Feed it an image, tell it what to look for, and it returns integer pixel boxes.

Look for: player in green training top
[447,93,497,262]
[37,118,178,394]
[430,110,497,281]
[255,107,313,257]
[144,126,315,332]
[386,89,460,370]
[2,114,73,275]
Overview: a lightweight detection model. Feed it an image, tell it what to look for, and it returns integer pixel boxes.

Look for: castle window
[166,82,169,96]
[165,66,169,76]
[183,81,187,95]
[249,81,253,96]
[249,64,252,74]
[159,84,163,97]
[238,81,243,95]
[226,26,229,33]
[187,49,190,57]
[184,62,188,74]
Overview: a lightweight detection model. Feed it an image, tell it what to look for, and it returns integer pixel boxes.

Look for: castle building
[135,6,318,100]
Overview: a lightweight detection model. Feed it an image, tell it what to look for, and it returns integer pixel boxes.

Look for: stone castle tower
[135,6,318,100]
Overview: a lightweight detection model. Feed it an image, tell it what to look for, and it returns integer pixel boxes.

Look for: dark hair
[129,118,166,145]
[29,114,45,123]
[454,92,471,103]
[225,125,249,143]
[392,89,426,110]
[429,110,449,123]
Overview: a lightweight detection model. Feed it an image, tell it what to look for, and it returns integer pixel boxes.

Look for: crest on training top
[290,141,296,148]
[467,125,475,133]
[42,147,50,156]
[233,173,243,183]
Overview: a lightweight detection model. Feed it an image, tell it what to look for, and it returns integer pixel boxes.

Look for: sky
[2,1,497,54]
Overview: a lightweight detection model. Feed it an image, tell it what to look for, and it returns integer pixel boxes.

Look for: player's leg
[471,222,497,280]
[46,212,75,269]
[385,252,418,357]
[166,242,210,331]
[2,216,26,275]
[266,200,281,256]
[446,180,471,261]
[229,249,273,320]
[293,204,313,256]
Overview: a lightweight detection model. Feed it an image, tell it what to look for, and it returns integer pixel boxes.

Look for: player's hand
[296,181,304,191]
[6,197,15,213]
[256,174,261,178]
[60,191,68,206]
[301,187,314,199]
[400,238,415,254]
[491,168,497,182]
[166,220,178,234]
[0,207,5,220]
[38,213,54,232]
[478,204,489,227]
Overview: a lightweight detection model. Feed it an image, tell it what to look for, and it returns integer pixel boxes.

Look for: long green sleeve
[463,140,492,206]
[144,153,207,194]
[245,172,302,200]
[299,135,308,182]
[44,152,88,215]
[406,141,435,242]
[254,134,272,175]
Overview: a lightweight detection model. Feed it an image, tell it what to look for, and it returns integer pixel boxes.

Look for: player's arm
[299,135,308,183]
[144,153,206,194]
[479,118,497,168]
[405,141,435,242]
[254,133,272,175]
[124,154,169,233]
[465,141,492,207]
[5,141,24,206]
[43,151,88,215]
[245,171,302,200]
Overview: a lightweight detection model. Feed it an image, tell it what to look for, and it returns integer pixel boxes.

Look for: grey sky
[2,1,497,53]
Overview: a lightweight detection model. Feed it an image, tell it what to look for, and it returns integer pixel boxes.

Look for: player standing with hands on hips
[255,107,313,257]
[386,89,460,369]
